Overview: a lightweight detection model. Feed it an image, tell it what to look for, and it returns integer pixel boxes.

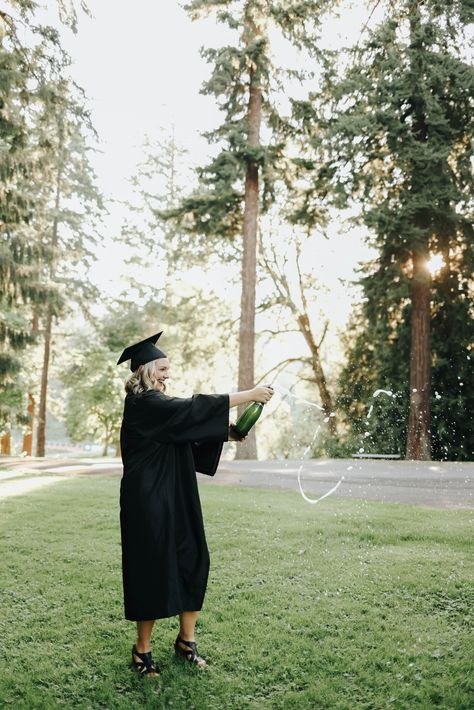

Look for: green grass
[0,475,473,709]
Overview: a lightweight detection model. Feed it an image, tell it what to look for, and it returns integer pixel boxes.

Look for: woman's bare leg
[179,610,199,641]
[177,611,206,667]
[136,619,155,653]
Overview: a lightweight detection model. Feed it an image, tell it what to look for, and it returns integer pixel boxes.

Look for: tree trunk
[236,9,263,460]
[36,308,53,457]
[102,422,112,457]
[22,393,35,456]
[36,162,62,457]
[296,314,337,436]
[405,4,431,460]
[406,252,431,460]
[1,432,11,455]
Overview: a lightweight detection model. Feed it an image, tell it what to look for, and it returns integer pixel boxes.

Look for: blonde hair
[125,360,165,395]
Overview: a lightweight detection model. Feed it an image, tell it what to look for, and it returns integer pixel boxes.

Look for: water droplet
[373,389,393,398]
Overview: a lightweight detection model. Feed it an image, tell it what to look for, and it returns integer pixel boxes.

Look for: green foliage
[163,0,332,258]
[115,129,236,392]
[63,346,124,454]
[0,7,103,431]
[3,1,90,31]
[311,433,358,459]
[30,80,102,310]
[0,15,62,428]
[61,305,147,452]
[120,130,234,268]
[429,279,474,460]
[321,0,474,459]
[260,397,320,459]
[338,268,474,461]
[61,288,235,452]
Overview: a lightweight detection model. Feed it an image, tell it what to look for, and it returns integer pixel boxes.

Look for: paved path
[206,459,474,510]
[1,457,473,509]
[0,475,69,499]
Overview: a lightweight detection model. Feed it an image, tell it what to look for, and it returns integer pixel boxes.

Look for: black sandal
[174,635,207,667]
[131,644,160,677]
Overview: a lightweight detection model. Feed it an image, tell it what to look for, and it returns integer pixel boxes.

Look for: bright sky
[28,1,377,376]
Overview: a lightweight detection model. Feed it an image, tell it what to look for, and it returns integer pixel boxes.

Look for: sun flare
[425,254,445,276]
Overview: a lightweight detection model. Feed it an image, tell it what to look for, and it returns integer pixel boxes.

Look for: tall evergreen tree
[33,82,102,457]
[0,10,62,436]
[119,130,235,378]
[320,0,474,460]
[1,5,102,451]
[121,129,190,280]
[166,0,332,458]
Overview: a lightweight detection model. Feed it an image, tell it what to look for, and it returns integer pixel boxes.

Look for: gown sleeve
[126,390,230,444]
[191,441,224,477]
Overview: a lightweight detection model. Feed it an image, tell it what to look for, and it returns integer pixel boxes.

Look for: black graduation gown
[119,390,229,621]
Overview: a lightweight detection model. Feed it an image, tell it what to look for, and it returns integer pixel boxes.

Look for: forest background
[1,0,473,462]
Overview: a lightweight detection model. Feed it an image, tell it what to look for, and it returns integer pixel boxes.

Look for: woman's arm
[229,385,274,408]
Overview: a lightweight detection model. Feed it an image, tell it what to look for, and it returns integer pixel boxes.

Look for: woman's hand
[229,424,246,442]
[250,385,274,404]
[229,384,274,409]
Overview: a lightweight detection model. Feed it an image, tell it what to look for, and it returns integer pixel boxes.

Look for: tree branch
[356,0,384,49]
[0,10,35,75]
[259,231,297,313]
[258,328,300,336]
[256,357,308,385]
[317,320,329,349]
[295,235,309,315]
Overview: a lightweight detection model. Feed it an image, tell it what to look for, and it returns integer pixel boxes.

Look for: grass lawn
[0,474,473,709]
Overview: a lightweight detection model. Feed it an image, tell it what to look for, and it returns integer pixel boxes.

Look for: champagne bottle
[234,401,264,437]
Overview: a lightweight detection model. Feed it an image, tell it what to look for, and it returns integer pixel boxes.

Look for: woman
[117,332,273,677]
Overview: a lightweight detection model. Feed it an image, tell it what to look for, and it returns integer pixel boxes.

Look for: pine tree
[166,0,332,458]
[323,0,474,460]
[121,129,190,277]
[32,81,102,457]
[1,6,102,451]
[118,130,237,396]
[0,11,62,434]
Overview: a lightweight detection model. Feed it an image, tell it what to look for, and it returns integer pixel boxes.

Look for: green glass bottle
[234,402,264,437]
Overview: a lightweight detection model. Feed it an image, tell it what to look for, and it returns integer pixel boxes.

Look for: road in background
[203,459,474,510]
[1,457,473,509]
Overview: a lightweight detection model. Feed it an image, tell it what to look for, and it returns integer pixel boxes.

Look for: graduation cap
[117,331,167,371]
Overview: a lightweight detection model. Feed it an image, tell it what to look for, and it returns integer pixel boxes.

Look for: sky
[27,0,377,375]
